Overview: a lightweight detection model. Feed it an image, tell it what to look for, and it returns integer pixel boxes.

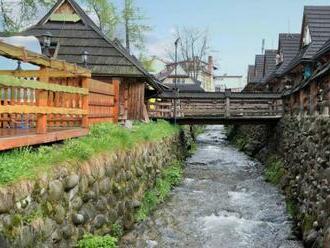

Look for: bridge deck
[147,91,283,124]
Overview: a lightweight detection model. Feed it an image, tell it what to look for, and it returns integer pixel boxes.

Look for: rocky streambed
[121,125,303,248]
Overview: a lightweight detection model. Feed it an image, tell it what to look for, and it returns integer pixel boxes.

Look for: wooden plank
[89,79,114,95]
[0,41,91,77]
[0,128,89,151]
[0,69,90,78]
[36,67,49,134]
[113,78,120,123]
[0,105,88,115]
[81,78,89,128]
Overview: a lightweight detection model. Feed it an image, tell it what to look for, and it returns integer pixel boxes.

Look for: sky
[112,0,330,77]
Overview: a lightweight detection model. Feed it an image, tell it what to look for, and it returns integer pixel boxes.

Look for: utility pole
[174,37,180,125]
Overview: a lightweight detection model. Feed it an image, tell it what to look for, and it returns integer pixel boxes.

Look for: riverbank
[227,116,330,248]
[119,126,302,248]
[0,121,194,247]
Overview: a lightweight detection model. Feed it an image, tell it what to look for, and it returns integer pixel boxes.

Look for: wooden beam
[81,78,89,128]
[0,41,91,77]
[0,105,88,115]
[36,67,48,134]
[0,128,89,151]
[113,78,120,123]
[0,69,90,78]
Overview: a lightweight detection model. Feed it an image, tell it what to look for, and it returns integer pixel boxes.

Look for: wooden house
[266,33,300,93]
[278,6,330,115]
[21,0,161,123]
[243,55,265,91]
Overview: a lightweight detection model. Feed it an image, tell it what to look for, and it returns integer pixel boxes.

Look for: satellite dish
[0,36,42,70]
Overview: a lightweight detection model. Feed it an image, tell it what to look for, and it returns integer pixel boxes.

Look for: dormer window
[303,25,312,46]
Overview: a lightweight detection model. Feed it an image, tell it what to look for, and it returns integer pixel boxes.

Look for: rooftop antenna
[261,39,265,54]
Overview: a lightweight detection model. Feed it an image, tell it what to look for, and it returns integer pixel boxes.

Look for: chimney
[208,56,214,75]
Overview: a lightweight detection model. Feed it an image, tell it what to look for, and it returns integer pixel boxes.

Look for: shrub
[135,160,183,221]
[77,234,117,248]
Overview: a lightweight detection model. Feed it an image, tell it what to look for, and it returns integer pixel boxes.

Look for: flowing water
[121,126,303,248]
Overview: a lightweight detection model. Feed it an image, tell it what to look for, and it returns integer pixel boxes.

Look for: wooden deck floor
[0,128,89,151]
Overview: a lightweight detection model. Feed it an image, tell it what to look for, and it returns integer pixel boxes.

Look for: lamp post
[42,31,53,57]
[81,51,89,68]
[174,37,180,125]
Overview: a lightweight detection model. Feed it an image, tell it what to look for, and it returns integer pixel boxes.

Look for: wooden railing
[147,91,283,120]
[0,40,91,150]
[0,72,89,133]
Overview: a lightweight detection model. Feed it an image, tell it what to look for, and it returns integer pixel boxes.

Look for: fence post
[81,77,89,128]
[112,78,120,124]
[36,67,49,134]
[225,89,231,117]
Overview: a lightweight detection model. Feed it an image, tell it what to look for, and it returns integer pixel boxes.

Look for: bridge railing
[147,91,283,119]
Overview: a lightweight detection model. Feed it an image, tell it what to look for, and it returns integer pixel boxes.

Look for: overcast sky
[112,0,330,76]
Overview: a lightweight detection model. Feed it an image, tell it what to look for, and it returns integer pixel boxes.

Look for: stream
[121,125,303,248]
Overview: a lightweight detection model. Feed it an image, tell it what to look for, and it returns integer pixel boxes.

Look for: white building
[214,74,246,92]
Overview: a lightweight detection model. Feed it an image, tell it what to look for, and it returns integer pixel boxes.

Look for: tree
[122,0,151,53]
[0,0,55,34]
[82,0,118,39]
[168,27,210,80]
[138,54,156,72]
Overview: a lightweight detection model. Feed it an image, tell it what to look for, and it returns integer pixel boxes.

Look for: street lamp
[81,50,89,68]
[41,31,53,57]
[174,37,180,125]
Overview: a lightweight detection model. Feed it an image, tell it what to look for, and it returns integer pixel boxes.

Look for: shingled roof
[314,37,330,60]
[247,65,255,83]
[282,6,330,75]
[272,33,301,77]
[20,0,158,84]
[253,55,265,83]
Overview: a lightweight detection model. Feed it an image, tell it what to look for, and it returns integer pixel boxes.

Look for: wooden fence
[0,40,91,150]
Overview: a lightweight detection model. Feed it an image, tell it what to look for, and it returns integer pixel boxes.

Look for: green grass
[0,121,179,186]
[265,155,285,185]
[135,160,183,221]
[77,234,117,248]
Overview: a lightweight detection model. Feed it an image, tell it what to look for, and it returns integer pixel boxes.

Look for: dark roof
[20,0,158,84]
[156,66,189,81]
[272,33,301,77]
[314,37,330,60]
[282,6,330,74]
[164,80,205,93]
[263,50,277,76]
[253,55,265,83]
[247,65,255,83]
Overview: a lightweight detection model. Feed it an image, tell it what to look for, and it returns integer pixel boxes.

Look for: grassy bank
[135,160,183,221]
[0,121,179,186]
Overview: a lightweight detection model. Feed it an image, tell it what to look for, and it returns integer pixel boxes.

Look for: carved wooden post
[81,77,89,128]
[225,89,231,118]
[113,78,120,124]
[36,67,49,134]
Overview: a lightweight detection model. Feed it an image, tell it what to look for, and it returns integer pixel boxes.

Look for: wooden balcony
[0,40,91,151]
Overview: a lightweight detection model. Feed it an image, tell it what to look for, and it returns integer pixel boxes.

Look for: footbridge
[147,90,283,125]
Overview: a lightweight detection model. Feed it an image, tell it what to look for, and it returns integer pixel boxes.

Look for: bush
[77,234,117,248]
[265,155,285,185]
[135,160,183,221]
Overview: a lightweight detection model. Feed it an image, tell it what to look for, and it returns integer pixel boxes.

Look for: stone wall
[228,116,330,248]
[0,132,190,247]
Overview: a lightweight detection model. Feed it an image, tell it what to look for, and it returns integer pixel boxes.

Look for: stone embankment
[227,116,330,248]
[0,130,192,247]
